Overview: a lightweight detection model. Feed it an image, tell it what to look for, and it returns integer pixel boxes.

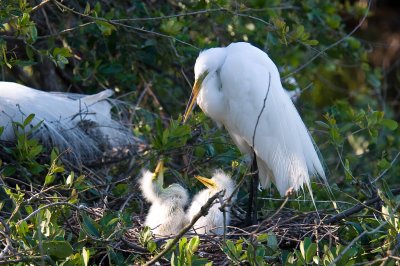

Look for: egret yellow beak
[153,160,165,187]
[195,175,217,190]
[183,70,209,124]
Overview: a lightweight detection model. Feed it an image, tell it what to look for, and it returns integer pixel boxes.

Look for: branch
[325,188,400,224]
[144,190,224,266]
[252,71,271,148]
[31,0,51,13]
[17,202,86,224]
[372,151,400,183]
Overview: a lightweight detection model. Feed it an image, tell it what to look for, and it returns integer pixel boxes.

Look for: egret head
[183,47,227,123]
[195,170,235,196]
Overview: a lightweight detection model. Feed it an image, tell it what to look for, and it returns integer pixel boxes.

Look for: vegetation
[1,0,399,265]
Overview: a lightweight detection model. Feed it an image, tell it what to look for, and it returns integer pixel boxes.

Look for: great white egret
[183,42,326,199]
[0,81,138,164]
[186,170,236,235]
[139,161,189,236]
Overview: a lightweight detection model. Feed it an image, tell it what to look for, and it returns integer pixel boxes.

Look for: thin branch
[52,0,199,49]
[253,196,289,234]
[31,0,51,13]
[372,151,400,183]
[252,72,271,148]
[325,188,400,224]
[17,202,86,224]
[144,191,224,266]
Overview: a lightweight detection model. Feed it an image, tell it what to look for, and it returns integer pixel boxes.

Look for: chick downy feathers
[186,170,236,235]
[139,170,189,236]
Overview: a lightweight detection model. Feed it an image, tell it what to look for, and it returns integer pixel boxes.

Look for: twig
[52,0,199,49]
[325,188,400,224]
[31,0,51,13]
[144,191,224,266]
[0,218,14,259]
[252,72,271,148]
[17,202,86,224]
[253,196,289,234]
[372,151,400,183]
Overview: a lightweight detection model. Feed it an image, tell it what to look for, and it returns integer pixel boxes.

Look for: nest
[66,206,339,265]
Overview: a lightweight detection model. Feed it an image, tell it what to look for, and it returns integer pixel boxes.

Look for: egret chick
[186,170,236,235]
[139,161,189,236]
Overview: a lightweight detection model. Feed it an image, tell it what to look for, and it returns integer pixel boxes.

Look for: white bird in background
[0,81,138,164]
[139,161,189,236]
[186,170,236,235]
[183,42,326,198]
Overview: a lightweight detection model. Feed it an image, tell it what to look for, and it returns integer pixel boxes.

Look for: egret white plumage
[183,42,326,198]
[0,81,138,164]
[186,170,236,235]
[139,161,189,236]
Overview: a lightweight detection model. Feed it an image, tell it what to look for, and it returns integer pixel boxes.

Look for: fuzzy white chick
[186,170,236,235]
[139,161,189,236]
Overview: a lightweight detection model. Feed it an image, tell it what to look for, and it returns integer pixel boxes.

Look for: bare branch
[31,0,51,13]
[252,71,271,148]
[325,188,400,224]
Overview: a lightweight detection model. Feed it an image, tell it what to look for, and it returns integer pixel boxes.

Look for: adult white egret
[0,81,138,164]
[183,42,326,216]
[139,161,189,236]
[186,170,236,235]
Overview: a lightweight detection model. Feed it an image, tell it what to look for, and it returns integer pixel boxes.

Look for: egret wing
[220,43,325,196]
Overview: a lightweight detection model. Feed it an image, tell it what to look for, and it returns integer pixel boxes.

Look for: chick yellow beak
[183,70,209,124]
[195,175,217,190]
[153,160,165,187]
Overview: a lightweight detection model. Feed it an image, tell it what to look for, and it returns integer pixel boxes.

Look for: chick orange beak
[195,175,217,189]
[183,70,209,124]
[153,160,165,187]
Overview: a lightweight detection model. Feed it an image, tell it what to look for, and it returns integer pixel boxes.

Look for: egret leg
[245,156,258,225]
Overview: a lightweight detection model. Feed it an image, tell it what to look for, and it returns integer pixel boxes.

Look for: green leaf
[45,174,56,185]
[82,213,101,238]
[381,119,398,130]
[256,233,268,243]
[305,243,317,263]
[96,21,116,36]
[23,113,35,126]
[42,240,73,258]
[84,2,91,15]
[267,232,278,250]
[53,47,72,58]
[187,236,200,254]
[147,240,157,253]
